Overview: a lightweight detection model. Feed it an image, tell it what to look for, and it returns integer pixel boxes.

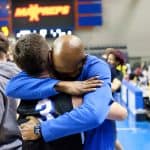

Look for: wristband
[34,123,41,137]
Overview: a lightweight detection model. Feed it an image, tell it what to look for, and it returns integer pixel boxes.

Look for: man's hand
[20,116,40,141]
[55,76,103,96]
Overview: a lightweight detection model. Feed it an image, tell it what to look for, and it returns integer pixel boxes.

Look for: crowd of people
[1,32,129,150]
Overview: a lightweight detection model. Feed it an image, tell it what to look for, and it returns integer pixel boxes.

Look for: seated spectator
[128,73,138,86]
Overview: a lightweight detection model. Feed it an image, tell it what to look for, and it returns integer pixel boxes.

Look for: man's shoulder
[86,54,108,66]
[83,54,110,77]
[0,61,20,78]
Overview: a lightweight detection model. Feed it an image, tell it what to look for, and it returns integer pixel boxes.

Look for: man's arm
[111,71,123,92]
[72,97,127,121]
[6,72,60,99]
[21,82,112,142]
[111,78,122,92]
[107,102,127,120]
[55,76,102,95]
[6,72,102,99]
[20,100,127,141]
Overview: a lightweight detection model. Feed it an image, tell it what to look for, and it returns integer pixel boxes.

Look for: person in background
[101,49,110,60]
[128,73,138,86]
[6,34,127,150]
[107,48,125,103]
[0,32,22,150]
[105,48,126,150]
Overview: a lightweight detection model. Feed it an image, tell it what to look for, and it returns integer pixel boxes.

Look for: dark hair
[13,33,50,76]
[0,32,9,53]
[108,49,125,65]
[129,73,137,80]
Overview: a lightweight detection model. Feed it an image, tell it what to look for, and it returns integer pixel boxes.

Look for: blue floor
[117,113,150,150]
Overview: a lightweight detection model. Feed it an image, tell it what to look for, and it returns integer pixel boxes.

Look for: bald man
[6,34,127,150]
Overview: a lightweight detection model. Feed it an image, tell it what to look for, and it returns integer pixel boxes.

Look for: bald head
[53,35,84,63]
[52,35,86,79]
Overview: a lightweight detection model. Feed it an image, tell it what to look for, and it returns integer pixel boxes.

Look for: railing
[121,79,143,114]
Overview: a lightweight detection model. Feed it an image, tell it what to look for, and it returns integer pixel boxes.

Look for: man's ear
[47,48,55,77]
[48,50,52,66]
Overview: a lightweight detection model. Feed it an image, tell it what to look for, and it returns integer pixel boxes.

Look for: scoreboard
[12,0,74,30]
[77,0,102,27]
[2,0,102,37]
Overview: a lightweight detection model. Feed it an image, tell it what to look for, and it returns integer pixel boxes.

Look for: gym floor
[117,112,150,150]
